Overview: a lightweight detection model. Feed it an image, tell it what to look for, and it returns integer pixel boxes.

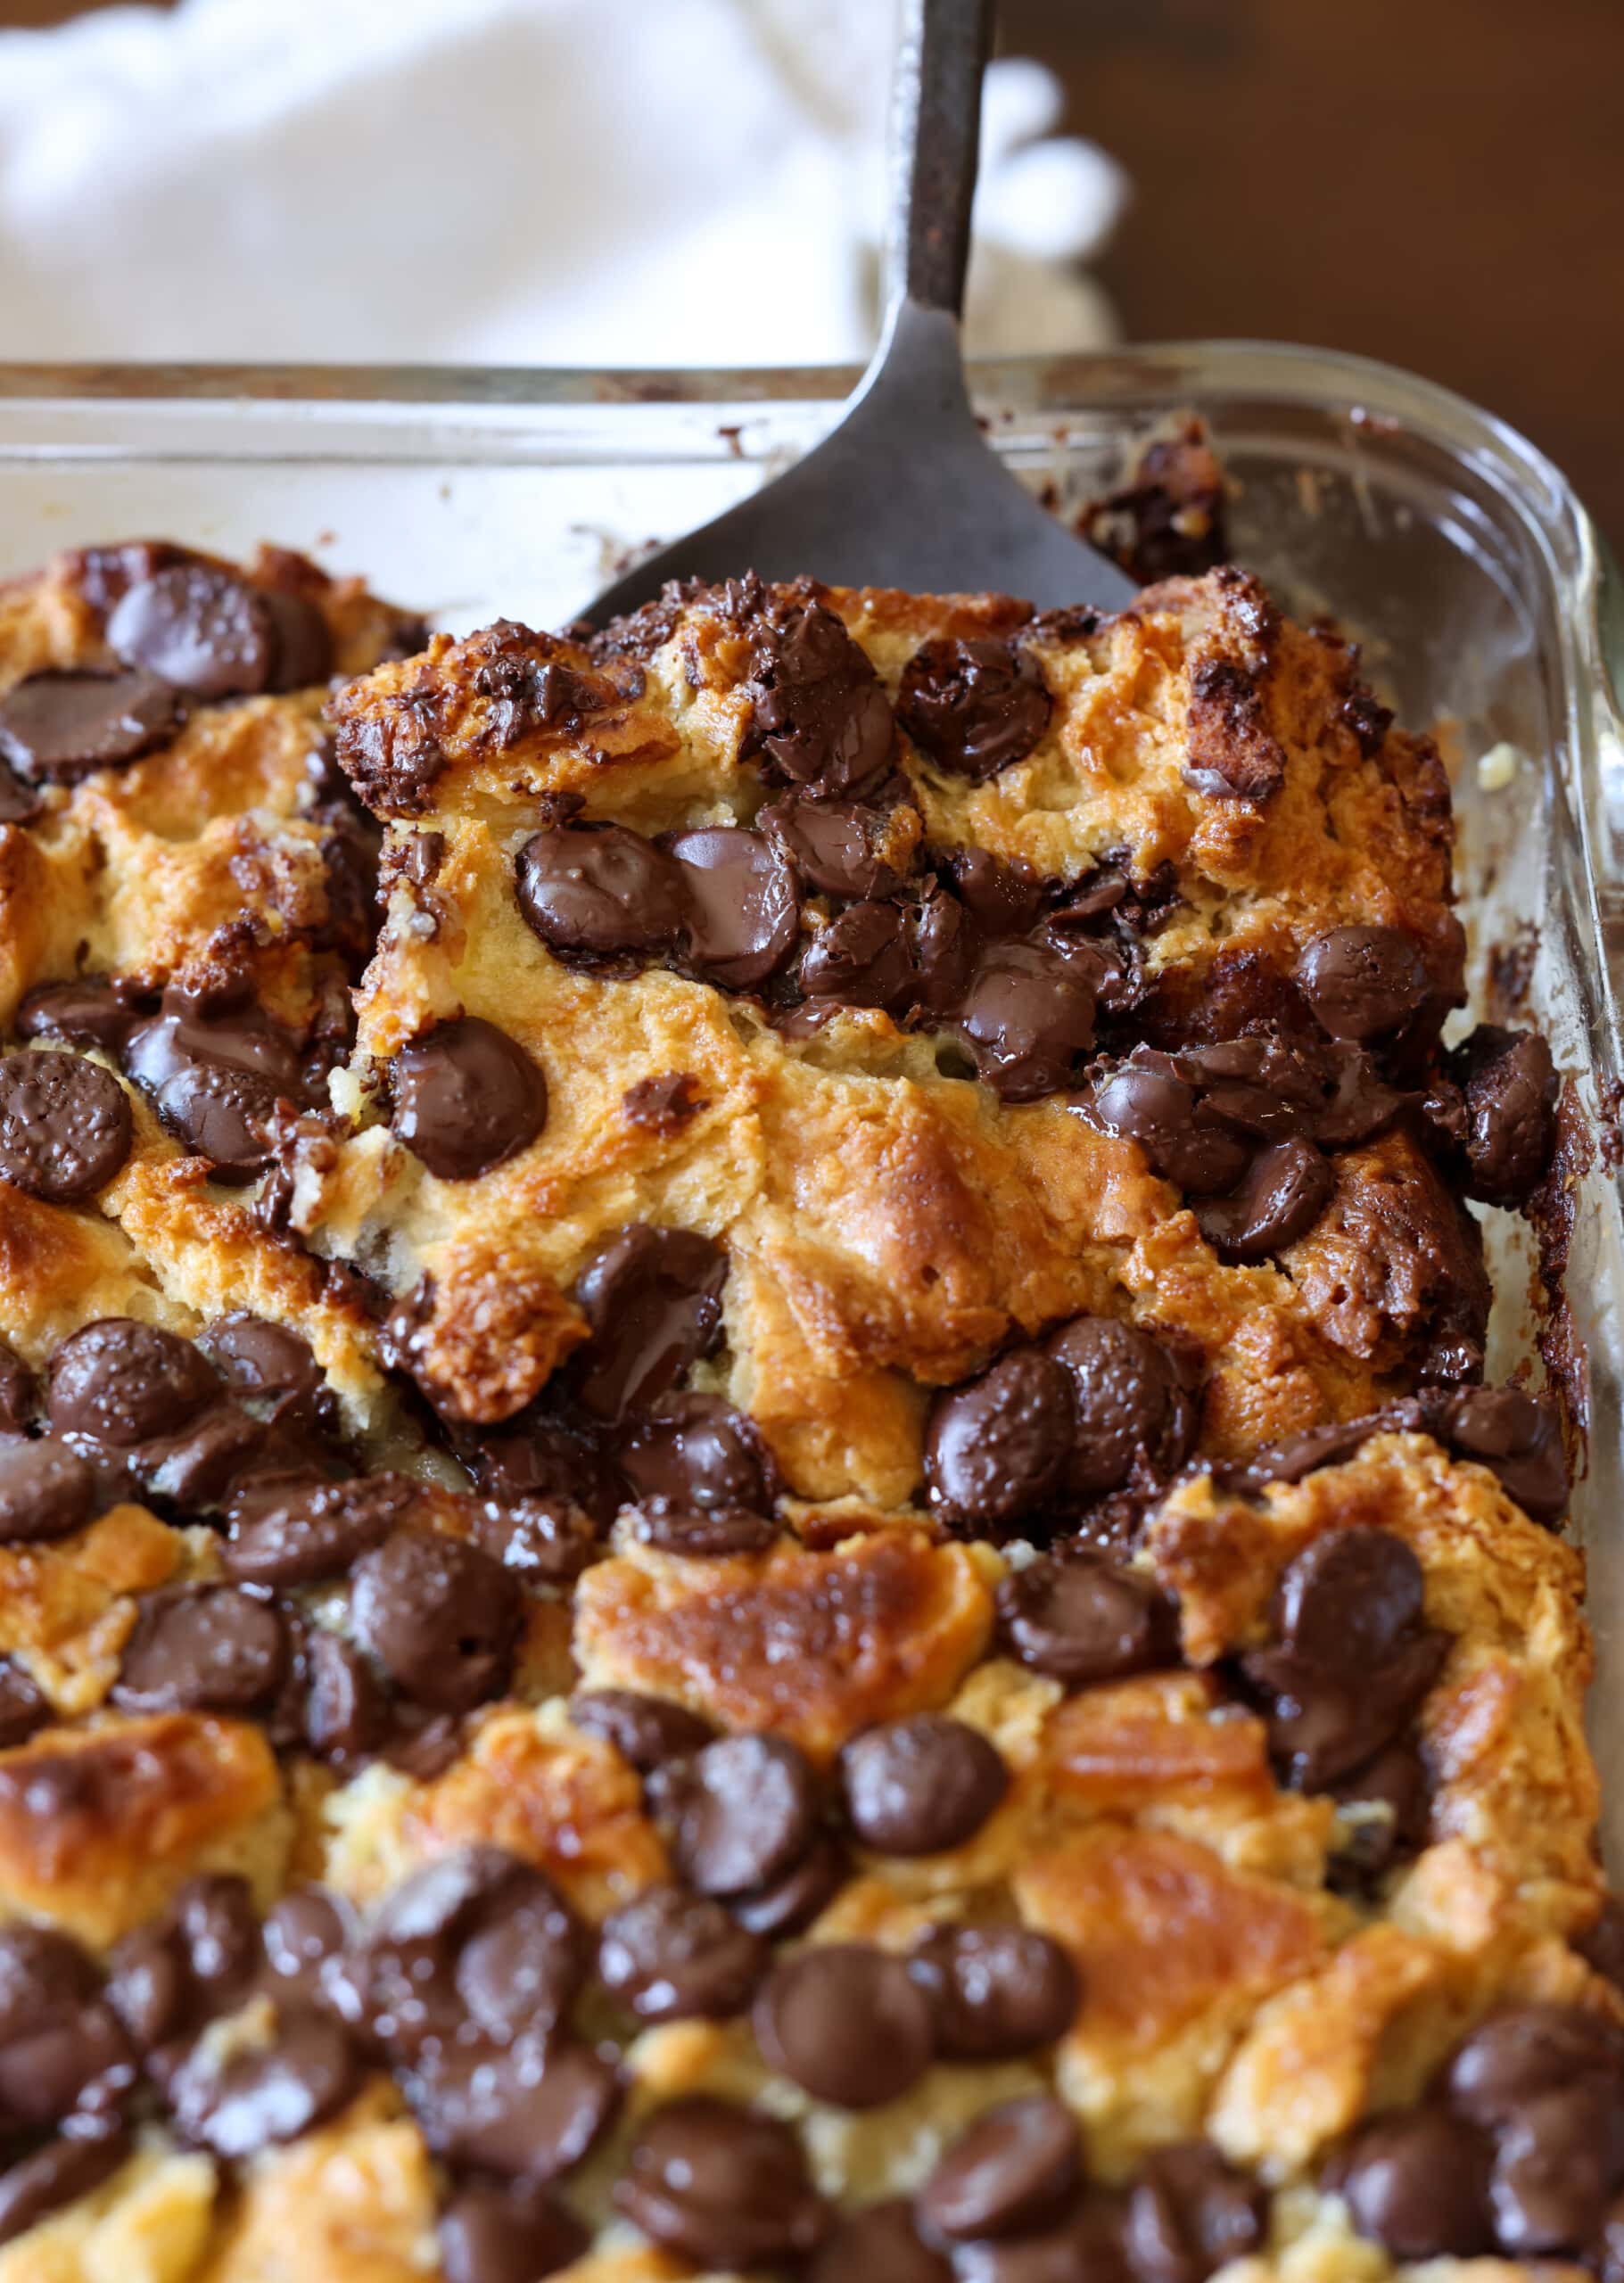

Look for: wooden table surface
[6,0,1620,544]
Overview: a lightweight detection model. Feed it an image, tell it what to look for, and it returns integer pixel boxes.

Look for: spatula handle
[887,0,994,320]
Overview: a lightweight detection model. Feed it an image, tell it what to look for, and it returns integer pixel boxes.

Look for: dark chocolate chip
[571,1224,727,1422]
[1489,2081,1624,2253]
[1434,1385,1569,1526]
[664,825,800,991]
[169,2008,359,2157]
[169,1875,262,2015]
[439,2181,588,2283]
[799,898,913,1008]
[1044,1317,1196,1497]
[898,637,1052,782]
[957,941,1101,1101]
[149,1059,280,1177]
[0,1659,48,1747]
[910,886,979,1018]
[1241,1628,1447,1791]
[416,2034,619,2181]
[0,1434,95,1544]
[951,2197,1133,2283]
[456,1882,587,2047]
[917,2094,1080,2241]
[725,1828,849,1937]
[303,1631,389,1761]
[350,1527,523,1713]
[761,793,905,898]
[905,1924,1080,2061]
[996,1552,1174,1686]
[647,1732,819,1896]
[391,1017,548,1182]
[1447,2003,1624,2129]
[598,1884,766,2022]
[741,592,895,800]
[16,978,142,1058]
[260,1888,349,2010]
[620,1394,773,1517]
[260,589,334,691]
[1332,2108,1495,2258]
[105,564,274,699]
[0,668,178,784]
[0,1051,132,1203]
[809,2199,952,2283]
[202,1315,337,1438]
[0,1340,35,1436]
[621,1071,707,1133]
[631,1504,777,1557]
[839,1715,1008,1856]
[123,988,307,1105]
[0,2124,131,2248]
[1449,1026,1559,1207]
[1297,926,1430,1042]
[569,1688,714,1771]
[0,1924,98,2047]
[113,1587,287,1714]
[1194,1135,1334,1263]
[617,2093,829,2268]
[472,1496,598,1586]
[1275,1527,1425,1677]
[1123,2142,1265,2283]
[923,1349,1074,1532]
[1086,1057,1251,1196]
[754,1942,935,2108]
[515,822,687,960]
[1326,1737,1430,1886]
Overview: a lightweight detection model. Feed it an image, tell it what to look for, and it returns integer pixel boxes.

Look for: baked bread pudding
[0,532,1606,2283]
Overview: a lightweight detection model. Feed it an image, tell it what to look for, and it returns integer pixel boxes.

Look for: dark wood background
[6,0,1620,541]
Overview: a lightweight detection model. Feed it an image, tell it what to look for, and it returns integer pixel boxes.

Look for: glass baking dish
[2,342,1621,1852]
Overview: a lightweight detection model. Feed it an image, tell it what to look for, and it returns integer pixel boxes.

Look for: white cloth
[0,0,1125,364]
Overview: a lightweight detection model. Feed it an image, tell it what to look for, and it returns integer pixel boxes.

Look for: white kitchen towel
[0,0,1125,365]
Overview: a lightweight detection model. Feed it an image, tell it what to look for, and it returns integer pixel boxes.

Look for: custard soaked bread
[0,545,1605,2282]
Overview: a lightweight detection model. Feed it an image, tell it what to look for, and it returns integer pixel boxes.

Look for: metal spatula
[581,0,1136,626]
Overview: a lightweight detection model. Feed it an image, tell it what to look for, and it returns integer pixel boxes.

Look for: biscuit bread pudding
[0,532,1608,2283]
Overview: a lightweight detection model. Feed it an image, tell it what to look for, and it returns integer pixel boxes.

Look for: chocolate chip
[202,1315,337,1439]
[0,1051,132,1204]
[741,592,895,800]
[1434,1385,1568,1525]
[1489,2081,1624,2252]
[1123,2143,1265,2283]
[0,668,179,784]
[1276,1527,1425,1676]
[150,1060,280,1177]
[1194,1135,1334,1262]
[1297,926,1430,1041]
[647,1732,819,1896]
[598,1884,766,2022]
[416,2035,619,2181]
[1045,1317,1196,1497]
[726,1829,849,1937]
[840,1716,1008,1856]
[1241,1629,1447,1793]
[618,2093,829,2266]
[1086,1056,1252,1195]
[569,1687,714,1771]
[0,1434,95,1543]
[996,1552,1174,1685]
[17,977,145,1058]
[620,1394,774,1517]
[303,1631,389,1760]
[0,1340,35,1437]
[473,1496,598,1586]
[898,637,1052,782]
[761,793,905,897]
[0,1659,48,1747]
[1448,1026,1559,1207]
[261,1888,349,2010]
[957,942,1102,1100]
[923,1349,1073,1532]
[631,1504,777,1556]
[168,1875,262,2015]
[106,564,274,699]
[169,2009,359,2157]
[754,1942,935,2108]
[1326,1738,1430,1886]
[515,822,687,960]
[662,825,800,991]
[952,2198,1131,2283]
[905,1924,1079,2061]
[799,898,912,1008]
[113,1587,288,1713]
[1332,2108,1495,2258]
[391,1017,548,1182]
[0,1924,97,2047]
[918,2094,1080,2241]
[0,2123,131,2248]
[621,1071,707,1133]
[260,589,334,691]
[439,2182,588,2283]
[124,988,306,1109]
[1447,2004,1624,2129]
[350,1527,522,1713]
[570,1224,727,1422]
[810,2200,952,2283]
[911,886,979,1017]
[459,1890,588,2048]
[466,1416,620,1527]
